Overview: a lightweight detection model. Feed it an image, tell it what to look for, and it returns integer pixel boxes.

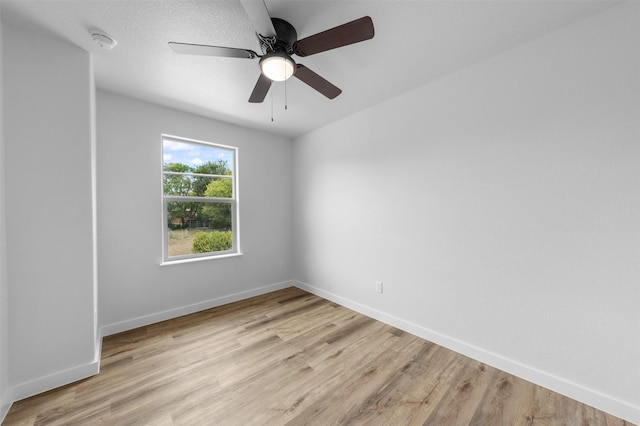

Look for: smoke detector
[91,31,117,49]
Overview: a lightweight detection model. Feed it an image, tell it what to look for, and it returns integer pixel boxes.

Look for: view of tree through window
[162,136,237,260]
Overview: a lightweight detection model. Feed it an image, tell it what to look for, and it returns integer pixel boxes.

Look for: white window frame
[161,134,240,264]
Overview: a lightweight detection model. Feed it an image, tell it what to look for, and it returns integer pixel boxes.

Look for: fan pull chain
[270,91,274,122]
[284,61,288,110]
[285,79,288,110]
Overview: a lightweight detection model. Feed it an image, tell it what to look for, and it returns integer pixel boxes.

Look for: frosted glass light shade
[260,53,296,81]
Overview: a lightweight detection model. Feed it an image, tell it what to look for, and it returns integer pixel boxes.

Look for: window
[162,135,239,262]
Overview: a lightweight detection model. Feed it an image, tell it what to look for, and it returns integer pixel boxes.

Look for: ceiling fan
[168,0,374,103]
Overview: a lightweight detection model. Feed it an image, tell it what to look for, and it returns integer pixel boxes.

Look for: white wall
[0,7,11,421]
[292,2,639,423]
[96,91,293,334]
[3,24,98,400]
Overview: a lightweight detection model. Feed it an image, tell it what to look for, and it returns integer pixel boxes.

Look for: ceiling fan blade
[240,0,276,38]
[293,16,374,57]
[249,73,273,103]
[294,64,342,99]
[169,42,257,59]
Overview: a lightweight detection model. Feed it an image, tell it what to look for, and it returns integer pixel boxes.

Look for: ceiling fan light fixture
[260,52,295,81]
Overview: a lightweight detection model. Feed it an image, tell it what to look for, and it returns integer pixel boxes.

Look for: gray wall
[0,6,10,420]
[96,91,294,334]
[292,3,639,422]
[3,23,98,399]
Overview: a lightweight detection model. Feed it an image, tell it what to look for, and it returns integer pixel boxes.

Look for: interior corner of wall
[1,388,14,424]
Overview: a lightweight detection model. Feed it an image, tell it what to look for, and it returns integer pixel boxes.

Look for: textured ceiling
[0,0,617,138]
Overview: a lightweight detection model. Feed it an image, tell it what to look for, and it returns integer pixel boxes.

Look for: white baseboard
[1,389,13,424]
[11,357,100,403]
[101,280,293,337]
[1,329,103,422]
[294,280,639,425]
[2,344,101,423]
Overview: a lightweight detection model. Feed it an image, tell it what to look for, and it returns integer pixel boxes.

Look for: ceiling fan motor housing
[269,18,297,54]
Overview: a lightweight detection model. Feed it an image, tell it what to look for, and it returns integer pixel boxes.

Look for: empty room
[0,0,638,424]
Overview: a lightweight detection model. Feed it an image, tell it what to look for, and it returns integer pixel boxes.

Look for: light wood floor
[3,287,632,425]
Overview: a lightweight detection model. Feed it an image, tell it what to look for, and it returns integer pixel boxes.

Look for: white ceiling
[1,0,617,138]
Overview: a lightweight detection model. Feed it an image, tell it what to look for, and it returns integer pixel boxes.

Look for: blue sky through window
[163,139,234,172]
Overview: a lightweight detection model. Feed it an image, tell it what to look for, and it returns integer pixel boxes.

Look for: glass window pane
[163,170,193,196]
[166,201,232,257]
[163,139,234,174]
[162,136,238,261]
[193,175,233,199]
[163,174,233,198]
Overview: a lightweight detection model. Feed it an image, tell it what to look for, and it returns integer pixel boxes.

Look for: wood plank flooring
[3,287,633,425]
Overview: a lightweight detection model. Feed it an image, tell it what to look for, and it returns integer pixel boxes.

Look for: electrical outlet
[279,261,285,271]
[375,281,383,294]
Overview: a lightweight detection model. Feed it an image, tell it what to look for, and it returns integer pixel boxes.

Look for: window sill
[160,252,243,266]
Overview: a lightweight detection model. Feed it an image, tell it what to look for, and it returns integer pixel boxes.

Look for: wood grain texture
[3,287,633,425]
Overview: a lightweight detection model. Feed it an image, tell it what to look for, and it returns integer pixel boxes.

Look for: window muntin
[162,136,238,261]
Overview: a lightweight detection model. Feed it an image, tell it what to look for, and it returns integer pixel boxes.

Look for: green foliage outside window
[163,159,233,229]
[192,230,232,253]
